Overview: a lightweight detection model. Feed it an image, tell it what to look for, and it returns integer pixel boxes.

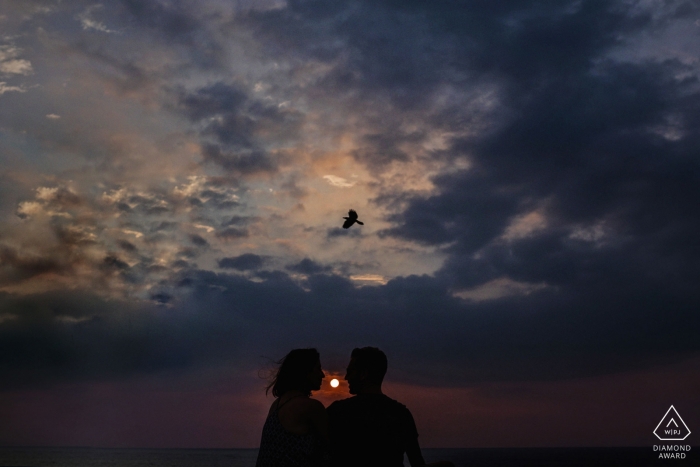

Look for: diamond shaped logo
[654,405,691,441]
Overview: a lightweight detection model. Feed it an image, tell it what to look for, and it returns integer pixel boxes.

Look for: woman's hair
[266,348,320,398]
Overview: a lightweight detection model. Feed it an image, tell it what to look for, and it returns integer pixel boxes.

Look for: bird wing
[348,209,358,220]
[342,218,354,229]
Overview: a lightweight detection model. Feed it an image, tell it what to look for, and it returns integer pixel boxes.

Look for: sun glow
[330,378,339,388]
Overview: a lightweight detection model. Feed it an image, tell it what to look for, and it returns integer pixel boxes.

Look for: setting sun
[330,378,339,388]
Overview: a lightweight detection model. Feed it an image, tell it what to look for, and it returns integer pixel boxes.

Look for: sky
[0,0,699,449]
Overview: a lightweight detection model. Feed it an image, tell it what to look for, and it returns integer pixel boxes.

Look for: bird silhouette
[342,209,364,229]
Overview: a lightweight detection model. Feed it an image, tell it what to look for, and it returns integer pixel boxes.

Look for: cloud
[218,253,265,271]
[201,144,278,175]
[0,45,32,75]
[223,215,256,227]
[349,274,387,285]
[178,82,248,122]
[172,177,240,210]
[174,81,305,174]
[215,227,249,240]
[452,277,549,302]
[0,0,699,396]
[2,262,697,391]
[101,255,130,271]
[323,175,356,188]
[188,234,209,247]
[0,246,65,286]
[2,179,249,299]
[0,82,25,95]
[117,0,200,42]
[117,240,137,252]
[0,59,32,75]
[77,5,117,34]
[221,0,700,379]
[285,258,331,275]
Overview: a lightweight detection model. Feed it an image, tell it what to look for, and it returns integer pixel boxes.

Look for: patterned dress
[256,398,328,467]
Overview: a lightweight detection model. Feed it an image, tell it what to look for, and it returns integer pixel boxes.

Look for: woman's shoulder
[304,397,326,413]
[275,394,326,413]
[287,397,327,425]
[288,395,325,413]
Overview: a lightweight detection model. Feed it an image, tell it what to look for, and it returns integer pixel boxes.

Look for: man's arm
[404,410,455,467]
[407,440,455,467]
[405,436,426,467]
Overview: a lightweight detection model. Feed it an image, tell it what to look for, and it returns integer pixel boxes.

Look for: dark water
[422,447,696,466]
[0,447,695,467]
[0,448,256,467]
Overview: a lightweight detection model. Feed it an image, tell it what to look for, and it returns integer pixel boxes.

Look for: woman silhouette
[256,348,329,467]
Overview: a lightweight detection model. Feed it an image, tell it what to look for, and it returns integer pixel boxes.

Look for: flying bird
[342,209,364,229]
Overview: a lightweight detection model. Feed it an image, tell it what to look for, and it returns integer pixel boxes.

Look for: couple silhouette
[256,347,454,467]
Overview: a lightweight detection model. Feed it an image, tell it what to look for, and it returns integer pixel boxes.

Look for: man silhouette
[327,347,454,467]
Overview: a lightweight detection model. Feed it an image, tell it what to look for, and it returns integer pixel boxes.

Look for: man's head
[345,347,388,394]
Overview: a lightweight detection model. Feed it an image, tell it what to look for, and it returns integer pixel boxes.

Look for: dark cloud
[150,221,178,233]
[101,255,130,271]
[172,259,191,269]
[65,39,156,95]
[217,253,265,271]
[117,240,137,252]
[179,82,248,121]
[149,292,172,304]
[119,0,198,38]
[52,221,97,248]
[188,234,209,248]
[234,0,680,175]
[0,246,65,286]
[45,187,82,208]
[117,0,224,67]
[0,175,29,218]
[201,144,277,175]
[0,290,199,390]
[1,258,698,392]
[285,258,332,275]
[177,247,198,259]
[1,0,699,395]
[215,227,249,240]
[223,215,256,226]
[233,0,700,380]
[379,171,520,250]
[176,82,302,174]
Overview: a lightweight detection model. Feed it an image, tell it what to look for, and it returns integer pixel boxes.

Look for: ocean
[0,447,694,467]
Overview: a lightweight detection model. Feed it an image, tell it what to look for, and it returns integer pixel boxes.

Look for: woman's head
[266,348,324,397]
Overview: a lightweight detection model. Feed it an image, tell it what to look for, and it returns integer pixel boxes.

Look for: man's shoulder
[327,396,356,412]
[328,394,410,412]
[381,395,413,418]
[381,394,408,408]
